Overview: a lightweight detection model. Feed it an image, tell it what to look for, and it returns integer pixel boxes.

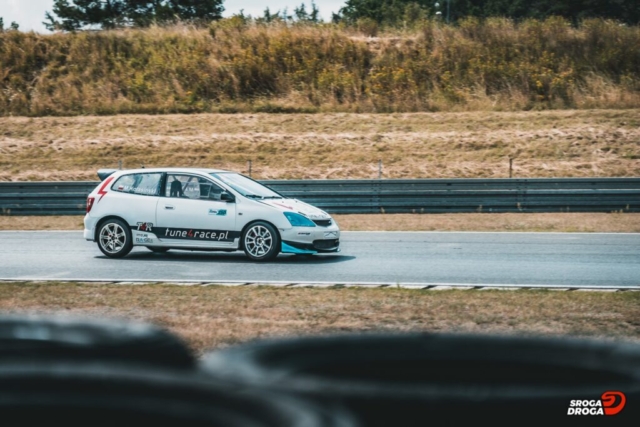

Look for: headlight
[283,212,316,227]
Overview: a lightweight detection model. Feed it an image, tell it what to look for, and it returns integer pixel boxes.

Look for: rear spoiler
[97,169,118,181]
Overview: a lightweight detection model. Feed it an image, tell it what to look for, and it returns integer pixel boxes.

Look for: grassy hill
[1,17,639,116]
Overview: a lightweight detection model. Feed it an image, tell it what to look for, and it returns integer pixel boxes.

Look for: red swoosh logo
[97,176,115,202]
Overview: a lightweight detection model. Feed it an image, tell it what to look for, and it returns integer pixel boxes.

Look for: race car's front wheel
[98,219,133,258]
[242,222,280,262]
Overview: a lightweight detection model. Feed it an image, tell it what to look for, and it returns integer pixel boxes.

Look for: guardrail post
[378,160,382,179]
[517,179,526,212]
[248,160,252,177]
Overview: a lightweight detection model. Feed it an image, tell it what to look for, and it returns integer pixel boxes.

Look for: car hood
[259,198,331,220]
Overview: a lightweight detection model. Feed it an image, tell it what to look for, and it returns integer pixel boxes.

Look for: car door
[155,174,238,248]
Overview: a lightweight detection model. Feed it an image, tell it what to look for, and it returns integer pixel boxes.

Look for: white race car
[83,168,340,261]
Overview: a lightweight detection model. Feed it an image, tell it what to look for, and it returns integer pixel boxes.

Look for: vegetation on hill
[338,0,640,26]
[44,0,225,31]
[1,17,639,116]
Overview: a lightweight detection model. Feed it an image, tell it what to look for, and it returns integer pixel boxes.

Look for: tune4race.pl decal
[157,227,240,242]
[567,391,626,416]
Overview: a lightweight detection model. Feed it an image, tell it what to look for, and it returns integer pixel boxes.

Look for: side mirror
[220,191,235,202]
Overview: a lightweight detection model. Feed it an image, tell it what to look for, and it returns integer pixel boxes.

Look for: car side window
[111,173,162,196]
[166,175,225,201]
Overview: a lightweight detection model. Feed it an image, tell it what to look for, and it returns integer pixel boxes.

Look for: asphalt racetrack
[0,231,638,288]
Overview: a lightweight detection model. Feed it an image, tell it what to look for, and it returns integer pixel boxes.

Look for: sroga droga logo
[567,391,626,416]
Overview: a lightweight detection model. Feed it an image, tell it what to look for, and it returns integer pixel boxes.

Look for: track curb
[1,279,638,291]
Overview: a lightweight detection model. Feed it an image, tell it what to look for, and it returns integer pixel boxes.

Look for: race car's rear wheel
[98,219,132,258]
[242,222,280,262]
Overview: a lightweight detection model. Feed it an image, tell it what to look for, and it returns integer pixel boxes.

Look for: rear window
[111,173,162,196]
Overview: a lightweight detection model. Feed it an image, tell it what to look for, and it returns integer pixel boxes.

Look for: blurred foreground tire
[0,315,354,427]
[202,333,640,426]
[0,364,350,427]
[0,314,194,368]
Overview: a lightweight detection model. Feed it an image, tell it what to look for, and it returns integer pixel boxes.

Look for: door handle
[164,205,175,210]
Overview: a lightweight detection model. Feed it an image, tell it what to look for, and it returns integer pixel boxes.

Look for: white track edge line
[0,230,639,236]
[0,278,637,291]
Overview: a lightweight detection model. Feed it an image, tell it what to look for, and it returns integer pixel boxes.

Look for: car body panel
[156,197,238,249]
[84,191,161,243]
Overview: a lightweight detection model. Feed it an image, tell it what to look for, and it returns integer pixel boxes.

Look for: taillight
[86,196,95,213]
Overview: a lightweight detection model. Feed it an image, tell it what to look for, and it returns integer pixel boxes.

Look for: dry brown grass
[0,282,637,354]
[335,213,640,232]
[0,216,85,230]
[3,20,640,116]
[1,213,638,233]
[1,109,639,181]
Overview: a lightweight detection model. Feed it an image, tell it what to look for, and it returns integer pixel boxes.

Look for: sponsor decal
[118,185,157,195]
[567,391,626,416]
[208,209,227,216]
[97,176,115,203]
[324,231,338,238]
[297,232,311,236]
[156,227,240,242]
[134,231,153,244]
[137,222,153,232]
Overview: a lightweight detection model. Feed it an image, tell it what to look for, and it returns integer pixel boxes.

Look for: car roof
[114,167,232,175]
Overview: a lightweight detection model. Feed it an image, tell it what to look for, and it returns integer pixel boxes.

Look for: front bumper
[279,222,340,254]
[282,239,341,254]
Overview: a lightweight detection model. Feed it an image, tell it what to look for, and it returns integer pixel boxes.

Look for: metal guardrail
[1,178,639,215]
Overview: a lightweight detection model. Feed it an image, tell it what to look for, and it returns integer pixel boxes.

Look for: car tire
[242,221,280,262]
[0,317,350,427]
[0,314,195,369]
[202,333,640,426]
[97,218,133,258]
[147,247,169,254]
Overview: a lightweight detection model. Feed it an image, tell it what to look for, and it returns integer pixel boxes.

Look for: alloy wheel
[100,223,127,254]
[244,225,273,258]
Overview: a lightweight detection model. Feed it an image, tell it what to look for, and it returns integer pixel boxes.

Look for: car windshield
[211,173,283,199]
